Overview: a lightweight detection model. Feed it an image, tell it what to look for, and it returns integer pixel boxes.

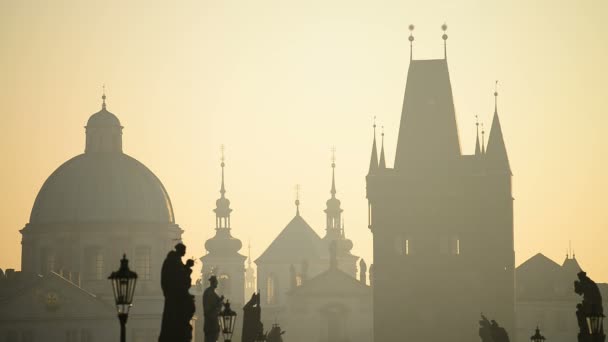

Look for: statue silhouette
[266,324,285,342]
[203,275,225,342]
[479,315,510,342]
[159,243,196,342]
[574,271,604,338]
[242,292,262,342]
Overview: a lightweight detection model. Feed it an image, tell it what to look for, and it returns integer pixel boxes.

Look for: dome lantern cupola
[85,92,123,153]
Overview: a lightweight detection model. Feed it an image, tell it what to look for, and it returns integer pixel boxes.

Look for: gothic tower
[366,27,514,342]
[200,151,246,306]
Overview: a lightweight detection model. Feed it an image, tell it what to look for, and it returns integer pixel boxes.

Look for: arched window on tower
[266,274,276,305]
[451,236,460,255]
[395,236,410,256]
[295,273,303,287]
[95,253,104,280]
[219,274,231,297]
[40,248,56,274]
[135,246,151,280]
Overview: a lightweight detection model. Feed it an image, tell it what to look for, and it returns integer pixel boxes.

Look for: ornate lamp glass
[530,326,546,342]
[108,254,138,315]
[220,300,237,342]
[586,313,605,335]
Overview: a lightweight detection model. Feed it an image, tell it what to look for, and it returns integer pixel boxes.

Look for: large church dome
[30,153,175,224]
[29,96,175,224]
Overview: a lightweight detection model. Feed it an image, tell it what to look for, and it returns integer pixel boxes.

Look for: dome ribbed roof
[30,153,175,224]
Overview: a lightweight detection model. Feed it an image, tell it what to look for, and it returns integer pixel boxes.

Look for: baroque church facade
[366,31,515,342]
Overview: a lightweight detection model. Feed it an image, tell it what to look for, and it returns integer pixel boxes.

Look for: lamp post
[530,326,546,342]
[108,254,138,342]
[220,300,237,342]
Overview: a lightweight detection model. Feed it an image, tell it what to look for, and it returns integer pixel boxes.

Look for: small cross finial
[220,144,225,167]
[475,115,479,126]
[295,184,301,215]
[330,146,336,168]
[442,23,448,59]
[494,80,499,113]
[408,24,415,61]
[101,84,107,109]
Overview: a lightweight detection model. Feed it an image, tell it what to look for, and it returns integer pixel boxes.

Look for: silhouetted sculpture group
[159,243,196,342]
[479,315,510,342]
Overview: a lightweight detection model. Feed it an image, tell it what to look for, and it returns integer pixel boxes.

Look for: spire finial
[295,184,301,216]
[442,23,448,60]
[373,115,377,135]
[379,125,386,169]
[494,80,499,113]
[248,240,252,267]
[475,115,481,156]
[101,84,107,110]
[408,24,415,61]
[481,123,486,154]
[330,147,337,197]
[219,144,226,197]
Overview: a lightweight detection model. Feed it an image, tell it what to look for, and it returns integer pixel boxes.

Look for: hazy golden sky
[1,0,607,281]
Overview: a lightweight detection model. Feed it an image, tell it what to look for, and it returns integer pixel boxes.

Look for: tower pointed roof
[486,84,511,173]
[394,58,461,170]
[379,127,386,169]
[255,214,323,264]
[475,116,481,156]
[368,120,379,174]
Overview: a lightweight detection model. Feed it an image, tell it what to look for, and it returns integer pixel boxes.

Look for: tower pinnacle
[213,145,232,229]
[368,116,379,174]
[481,123,486,155]
[408,24,415,61]
[475,115,481,155]
[442,23,448,60]
[101,85,107,110]
[379,126,386,169]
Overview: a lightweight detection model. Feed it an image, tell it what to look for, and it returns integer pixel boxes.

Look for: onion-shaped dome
[205,229,243,256]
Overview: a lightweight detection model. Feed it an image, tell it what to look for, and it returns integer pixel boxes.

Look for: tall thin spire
[408,24,415,61]
[220,144,226,197]
[101,84,107,110]
[379,126,386,169]
[475,115,481,155]
[330,147,337,197]
[368,116,379,174]
[442,23,448,60]
[248,240,252,268]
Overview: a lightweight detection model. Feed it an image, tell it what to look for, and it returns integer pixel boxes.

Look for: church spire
[325,151,343,235]
[214,145,232,229]
[475,115,481,156]
[379,126,386,169]
[368,117,379,174]
[486,81,511,173]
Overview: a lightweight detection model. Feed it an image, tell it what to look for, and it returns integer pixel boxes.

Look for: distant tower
[245,241,256,299]
[366,27,514,342]
[200,147,247,306]
[322,149,358,277]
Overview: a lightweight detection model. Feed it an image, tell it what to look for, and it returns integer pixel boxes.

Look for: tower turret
[486,83,511,174]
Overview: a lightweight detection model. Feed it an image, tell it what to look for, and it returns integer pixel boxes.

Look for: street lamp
[586,313,605,335]
[108,254,138,342]
[220,300,237,342]
[530,326,546,342]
